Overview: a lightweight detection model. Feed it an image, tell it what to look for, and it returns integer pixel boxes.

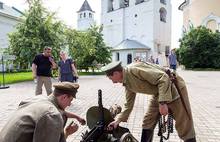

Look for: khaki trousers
[142,87,195,141]
[35,76,52,95]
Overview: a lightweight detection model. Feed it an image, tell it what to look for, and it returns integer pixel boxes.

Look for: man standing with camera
[32,46,57,95]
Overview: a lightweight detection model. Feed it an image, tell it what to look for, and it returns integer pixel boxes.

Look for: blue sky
[1,0,184,48]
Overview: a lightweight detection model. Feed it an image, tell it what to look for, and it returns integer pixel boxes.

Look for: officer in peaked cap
[101,61,196,142]
[53,81,79,98]
[0,82,85,142]
[101,61,122,76]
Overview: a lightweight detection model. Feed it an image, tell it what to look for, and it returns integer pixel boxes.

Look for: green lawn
[0,72,33,84]
[0,71,105,85]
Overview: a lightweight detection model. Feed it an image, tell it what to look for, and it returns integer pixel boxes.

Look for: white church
[78,0,172,66]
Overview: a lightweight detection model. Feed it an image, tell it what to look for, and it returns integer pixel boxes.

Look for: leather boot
[185,137,196,142]
[141,129,154,142]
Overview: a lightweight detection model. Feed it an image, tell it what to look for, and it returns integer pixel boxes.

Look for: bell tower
[77,0,95,31]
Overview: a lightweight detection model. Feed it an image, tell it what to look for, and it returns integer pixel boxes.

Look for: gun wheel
[119,133,134,142]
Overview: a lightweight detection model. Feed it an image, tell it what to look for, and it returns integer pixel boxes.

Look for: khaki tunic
[115,62,195,140]
[0,95,66,142]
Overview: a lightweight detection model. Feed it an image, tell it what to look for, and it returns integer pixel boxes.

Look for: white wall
[112,50,134,66]
[101,0,172,66]
[77,10,95,31]
[0,14,20,50]
[153,0,171,66]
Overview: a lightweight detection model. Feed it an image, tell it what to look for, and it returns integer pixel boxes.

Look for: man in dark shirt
[32,46,57,95]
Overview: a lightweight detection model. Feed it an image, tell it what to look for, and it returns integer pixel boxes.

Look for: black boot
[185,137,196,142]
[141,129,154,142]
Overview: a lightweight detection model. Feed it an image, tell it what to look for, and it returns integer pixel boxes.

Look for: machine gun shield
[86,106,114,129]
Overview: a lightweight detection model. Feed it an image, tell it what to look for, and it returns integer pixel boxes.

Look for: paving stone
[0,70,220,141]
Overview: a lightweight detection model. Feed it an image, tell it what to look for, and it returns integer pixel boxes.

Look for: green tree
[8,0,65,69]
[66,26,111,71]
[177,26,220,69]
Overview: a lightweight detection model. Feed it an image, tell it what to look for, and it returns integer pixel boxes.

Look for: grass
[0,71,105,85]
[0,72,33,84]
[78,71,105,75]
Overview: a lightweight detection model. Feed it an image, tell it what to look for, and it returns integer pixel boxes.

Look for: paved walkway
[0,70,220,142]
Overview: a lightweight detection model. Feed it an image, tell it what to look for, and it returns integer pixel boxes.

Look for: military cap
[53,82,79,98]
[101,61,122,73]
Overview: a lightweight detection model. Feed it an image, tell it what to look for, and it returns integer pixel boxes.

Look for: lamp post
[0,55,9,89]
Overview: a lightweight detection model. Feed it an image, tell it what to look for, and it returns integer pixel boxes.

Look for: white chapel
[101,0,172,66]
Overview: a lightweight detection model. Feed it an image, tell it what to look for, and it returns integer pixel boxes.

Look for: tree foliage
[66,26,111,71]
[8,0,111,71]
[177,26,220,69]
[8,0,65,69]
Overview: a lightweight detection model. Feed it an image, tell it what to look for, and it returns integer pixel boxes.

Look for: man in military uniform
[102,61,196,142]
[0,82,84,142]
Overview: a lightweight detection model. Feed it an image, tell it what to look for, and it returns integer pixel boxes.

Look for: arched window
[116,52,120,61]
[159,7,167,22]
[127,54,132,64]
[84,13,86,18]
[108,0,114,12]
[0,2,3,9]
[89,13,92,18]
[124,0,129,7]
[135,0,144,5]
[206,20,217,32]
[160,0,166,4]
[218,23,220,32]
[165,46,170,56]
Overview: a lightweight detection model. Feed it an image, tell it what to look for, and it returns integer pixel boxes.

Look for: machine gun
[80,89,138,142]
[80,89,105,142]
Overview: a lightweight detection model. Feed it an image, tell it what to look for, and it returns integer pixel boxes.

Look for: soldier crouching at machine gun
[80,89,138,142]
[101,61,196,142]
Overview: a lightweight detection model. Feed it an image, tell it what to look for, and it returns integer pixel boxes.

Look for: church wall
[101,0,171,66]
[153,0,171,66]
[112,50,135,66]
[124,1,154,47]
[77,10,95,31]
[182,0,220,30]
[101,9,124,47]
[101,0,155,48]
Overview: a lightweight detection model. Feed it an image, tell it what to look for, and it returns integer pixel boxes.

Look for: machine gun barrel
[98,89,104,126]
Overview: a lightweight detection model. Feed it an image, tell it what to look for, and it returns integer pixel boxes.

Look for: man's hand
[159,103,168,116]
[33,74,36,79]
[65,122,78,138]
[49,56,57,69]
[107,120,121,131]
[77,117,86,125]
[48,56,54,63]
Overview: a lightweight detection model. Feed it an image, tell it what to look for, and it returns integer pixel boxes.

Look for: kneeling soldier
[102,61,196,142]
[0,82,85,142]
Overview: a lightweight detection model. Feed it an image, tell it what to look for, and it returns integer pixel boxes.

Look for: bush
[178,26,220,69]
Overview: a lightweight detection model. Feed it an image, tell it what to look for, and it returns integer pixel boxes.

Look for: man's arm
[49,57,57,69]
[32,63,37,79]
[71,63,78,77]
[115,89,136,122]
[65,111,86,125]
[108,89,136,129]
